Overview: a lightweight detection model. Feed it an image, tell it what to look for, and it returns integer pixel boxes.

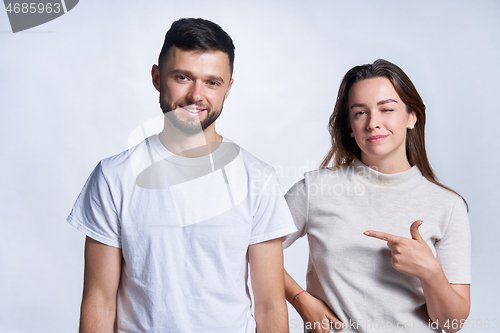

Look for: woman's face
[348,77,416,169]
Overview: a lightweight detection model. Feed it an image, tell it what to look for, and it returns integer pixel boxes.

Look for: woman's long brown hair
[321,59,467,209]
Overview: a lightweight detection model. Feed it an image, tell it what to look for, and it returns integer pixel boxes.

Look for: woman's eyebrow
[350,99,398,109]
[350,103,366,109]
[377,99,398,105]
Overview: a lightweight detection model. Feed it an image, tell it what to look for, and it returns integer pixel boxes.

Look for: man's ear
[224,78,234,101]
[151,65,161,92]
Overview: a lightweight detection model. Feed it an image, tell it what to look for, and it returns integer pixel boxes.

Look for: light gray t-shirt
[284,159,470,332]
[68,135,297,333]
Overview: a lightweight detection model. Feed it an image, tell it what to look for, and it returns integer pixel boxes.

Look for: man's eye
[208,81,220,86]
[177,75,188,81]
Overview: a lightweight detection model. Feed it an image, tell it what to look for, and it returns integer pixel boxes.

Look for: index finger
[364,230,403,243]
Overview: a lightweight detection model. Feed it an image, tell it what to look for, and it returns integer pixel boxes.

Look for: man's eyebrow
[170,69,225,84]
[205,75,225,84]
[170,69,193,77]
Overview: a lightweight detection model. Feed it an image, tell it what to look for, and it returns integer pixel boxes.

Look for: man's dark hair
[158,18,235,75]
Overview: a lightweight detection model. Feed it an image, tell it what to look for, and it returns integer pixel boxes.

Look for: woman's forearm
[420,262,470,333]
[284,269,305,305]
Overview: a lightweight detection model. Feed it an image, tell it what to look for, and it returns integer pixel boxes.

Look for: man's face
[153,46,233,134]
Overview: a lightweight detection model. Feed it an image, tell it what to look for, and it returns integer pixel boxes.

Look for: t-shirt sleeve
[66,161,121,248]
[248,167,297,245]
[435,197,471,284]
[282,178,308,249]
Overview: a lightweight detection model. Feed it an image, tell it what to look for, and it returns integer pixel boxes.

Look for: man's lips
[366,134,388,143]
[179,105,207,115]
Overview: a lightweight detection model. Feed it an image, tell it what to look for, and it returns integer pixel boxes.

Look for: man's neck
[159,119,222,158]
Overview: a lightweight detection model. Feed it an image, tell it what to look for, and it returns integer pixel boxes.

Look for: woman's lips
[366,134,388,143]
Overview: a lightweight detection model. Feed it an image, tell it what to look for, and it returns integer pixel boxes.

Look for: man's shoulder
[99,135,156,178]
[229,141,276,180]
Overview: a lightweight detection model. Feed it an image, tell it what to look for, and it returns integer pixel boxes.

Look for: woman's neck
[360,153,412,174]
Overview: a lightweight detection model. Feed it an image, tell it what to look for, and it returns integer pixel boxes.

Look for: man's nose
[187,81,203,102]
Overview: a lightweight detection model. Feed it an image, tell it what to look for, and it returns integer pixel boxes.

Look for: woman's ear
[408,111,417,129]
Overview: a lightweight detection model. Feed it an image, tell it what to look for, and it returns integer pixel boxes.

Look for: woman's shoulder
[304,165,353,182]
[417,176,467,209]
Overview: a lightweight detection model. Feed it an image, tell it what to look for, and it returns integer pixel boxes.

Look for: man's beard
[160,94,222,135]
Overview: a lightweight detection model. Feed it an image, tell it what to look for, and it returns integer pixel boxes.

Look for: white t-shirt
[67,135,297,333]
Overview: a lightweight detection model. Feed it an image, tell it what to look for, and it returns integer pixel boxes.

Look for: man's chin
[160,103,221,134]
[174,124,204,134]
[164,113,203,134]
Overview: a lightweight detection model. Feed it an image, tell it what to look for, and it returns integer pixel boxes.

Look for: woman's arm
[365,221,470,333]
[422,276,470,332]
[284,269,344,333]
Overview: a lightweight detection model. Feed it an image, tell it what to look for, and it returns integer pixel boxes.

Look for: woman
[284,59,470,333]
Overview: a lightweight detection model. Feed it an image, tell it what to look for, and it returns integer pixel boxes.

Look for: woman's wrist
[292,290,313,317]
[418,257,443,284]
[292,290,307,307]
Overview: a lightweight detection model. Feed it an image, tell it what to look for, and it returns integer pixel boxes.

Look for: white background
[1,0,499,332]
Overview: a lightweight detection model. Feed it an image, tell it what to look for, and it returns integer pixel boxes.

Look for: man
[67,18,296,332]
